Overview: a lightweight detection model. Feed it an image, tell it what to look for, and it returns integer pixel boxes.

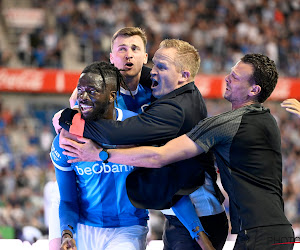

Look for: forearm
[107,134,204,168]
[171,195,205,238]
[108,146,165,168]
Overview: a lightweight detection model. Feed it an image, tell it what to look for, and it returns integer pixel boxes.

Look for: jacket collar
[153,82,196,103]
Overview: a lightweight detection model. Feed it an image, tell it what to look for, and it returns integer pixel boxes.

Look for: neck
[124,72,141,91]
[102,104,116,120]
[231,100,258,110]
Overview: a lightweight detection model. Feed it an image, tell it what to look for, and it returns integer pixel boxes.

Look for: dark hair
[82,61,131,92]
[241,54,278,103]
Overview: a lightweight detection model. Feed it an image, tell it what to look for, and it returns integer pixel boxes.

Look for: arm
[281,98,300,118]
[50,135,79,246]
[59,100,185,145]
[62,134,204,166]
[172,196,215,250]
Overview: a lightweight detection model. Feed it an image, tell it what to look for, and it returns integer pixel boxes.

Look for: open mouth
[80,103,93,113]
[124,62,133,69]
[151,80,159,88]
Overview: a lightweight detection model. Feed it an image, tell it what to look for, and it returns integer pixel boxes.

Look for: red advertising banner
[0,67,300,101]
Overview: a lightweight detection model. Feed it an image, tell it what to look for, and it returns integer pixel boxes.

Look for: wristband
[99,148,109,163]
[62,229,73,239]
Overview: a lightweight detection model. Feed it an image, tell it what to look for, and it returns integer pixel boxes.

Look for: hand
[195,231,216,250]
[281,98,300,118]
[69,88,78,108]
[59,130,101,163]
[52,109,64,134]
[60,236,77,250]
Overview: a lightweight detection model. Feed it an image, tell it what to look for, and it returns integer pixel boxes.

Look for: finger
[60,144,78,152]
[61,138,81,148]
[75,137,90,143]
[68,158,81,163]
[285,108,300,116]
[62,150,79,157]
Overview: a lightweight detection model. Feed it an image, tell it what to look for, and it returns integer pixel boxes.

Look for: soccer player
[50,62,149,250]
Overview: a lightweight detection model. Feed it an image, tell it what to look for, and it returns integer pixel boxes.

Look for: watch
[99,148,109,163]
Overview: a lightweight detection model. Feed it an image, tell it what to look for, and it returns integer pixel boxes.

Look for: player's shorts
[77,223,148,250]
[48,181,61,241]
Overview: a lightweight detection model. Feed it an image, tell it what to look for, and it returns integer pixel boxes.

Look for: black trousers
[234,224,295,250]
[163,211,228,250]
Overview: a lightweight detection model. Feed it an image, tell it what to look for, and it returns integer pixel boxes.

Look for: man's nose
[125,50,133,59]
[125,55,133,59]
[79,91,89,100]
[150,67,157,76]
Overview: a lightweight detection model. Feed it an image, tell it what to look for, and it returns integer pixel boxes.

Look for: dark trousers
[234,224,295,250]
[163,211,228,250]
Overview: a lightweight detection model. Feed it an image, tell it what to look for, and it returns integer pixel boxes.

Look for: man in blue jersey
[50,61,149,250]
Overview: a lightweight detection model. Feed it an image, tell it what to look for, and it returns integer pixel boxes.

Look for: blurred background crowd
[0,0,299,245]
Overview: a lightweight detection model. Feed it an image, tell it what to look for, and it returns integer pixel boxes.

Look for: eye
[157,64,165,70]
[132,45,140,51]
[89,89,96,95]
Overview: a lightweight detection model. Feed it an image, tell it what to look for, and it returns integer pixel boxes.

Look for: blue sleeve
[172,195,205,239]
[50,135,73,171]
[50,135,79,235]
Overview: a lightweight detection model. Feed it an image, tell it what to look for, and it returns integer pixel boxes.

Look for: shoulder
[50,135,72,171]
[115,107,138,121]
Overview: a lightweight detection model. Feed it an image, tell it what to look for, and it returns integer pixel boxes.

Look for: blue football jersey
[116,85,152,114]
[50,108,148,232]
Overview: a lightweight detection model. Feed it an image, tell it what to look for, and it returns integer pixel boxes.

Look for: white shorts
[77,223,148,250]
[49,182,148,250]
[48,181,61,241]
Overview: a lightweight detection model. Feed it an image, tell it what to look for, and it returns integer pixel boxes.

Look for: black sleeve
[140,66,152,89]
[67,100,184,145]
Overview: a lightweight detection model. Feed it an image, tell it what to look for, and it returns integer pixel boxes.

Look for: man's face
[110,35,148,78]
[224,60,254,107]
[150,47,183,99]
[77,73,113,121]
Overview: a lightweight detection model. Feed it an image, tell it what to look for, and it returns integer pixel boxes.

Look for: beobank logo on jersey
[75,163,134,175]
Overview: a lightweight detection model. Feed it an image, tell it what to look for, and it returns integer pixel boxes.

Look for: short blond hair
[159,39,200,78]
[111,27,147,52]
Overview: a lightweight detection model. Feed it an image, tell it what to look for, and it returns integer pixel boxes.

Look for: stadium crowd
[0,0,299,244]
[0,0,299,77]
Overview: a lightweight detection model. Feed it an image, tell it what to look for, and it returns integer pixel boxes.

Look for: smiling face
[77,73,115,121]
[150,47,184,99]
[224,60,257,109]
[110,35,148,81]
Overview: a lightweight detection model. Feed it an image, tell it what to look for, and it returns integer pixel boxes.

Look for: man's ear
[110,53,114,64]
[110,91,117,103]
[143,53,148,65]
[249,84,261,97]
[179,70,191,83]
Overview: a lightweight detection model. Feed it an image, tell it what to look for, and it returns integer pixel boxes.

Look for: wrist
[62,229,73,239]
[99,148,109,163]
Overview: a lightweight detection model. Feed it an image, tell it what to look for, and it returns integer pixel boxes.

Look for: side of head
[111,27,147,52]
[78,61,124,120]
[159,39,200,80]
[241,53,278,103]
